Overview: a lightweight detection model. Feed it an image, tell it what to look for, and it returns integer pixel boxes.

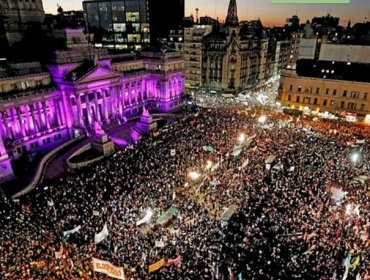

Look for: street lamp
[258,115,267,124]
[238,133,245,143]
[206,160,213,170]
[188,171,201,181]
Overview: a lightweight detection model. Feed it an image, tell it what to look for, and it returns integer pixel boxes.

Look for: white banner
[94,224,109,244]
[136,209,154,226]
[92,258,125,280]
[155,240,165,248]
[63,225,81,237]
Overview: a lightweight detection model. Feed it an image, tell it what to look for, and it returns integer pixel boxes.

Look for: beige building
[278,70,370,116]
[183,25,213,89]
[286,31,304,70]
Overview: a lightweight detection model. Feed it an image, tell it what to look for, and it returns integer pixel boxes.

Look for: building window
[343,90,347,97]
[297,86,302,92]
[330,100,335,107]
[296,96,300,102]
[340,101,345,108]
[303,97,310,104]
[288,95,292,101]
[361,104,365,110]
[333,89,336,96]
[350,91,359,98]
[348,102,356,109]
[315,87,320,94]
[313,98,318,105]
[364,93,368,100]
[323,99,327,106]
[326,88,329,94]
[289,85,293,91]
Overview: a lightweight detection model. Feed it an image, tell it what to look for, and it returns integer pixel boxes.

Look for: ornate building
[0,48,184,181]
[183,0,269,92]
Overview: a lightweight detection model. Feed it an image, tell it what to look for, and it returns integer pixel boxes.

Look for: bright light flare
[238,133,245,143]
[351,153,359,163]
[206,160,213,169]
[188,171,201,180]
[258,115,267,123]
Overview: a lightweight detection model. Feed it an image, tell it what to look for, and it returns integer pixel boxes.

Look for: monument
[91,122,115,156]
[136,106,158,134]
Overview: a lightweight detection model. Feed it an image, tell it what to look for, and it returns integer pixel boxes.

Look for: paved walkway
[3,113,177,197]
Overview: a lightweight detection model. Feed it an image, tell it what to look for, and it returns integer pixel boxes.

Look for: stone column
[85,93,92,125]
[29,104,38,132]
[11,108,22,137]
[94,91,101,122]
[36,102,44,130]
[52,100,60,127]
[42,101,51,129]
[76,94,82,126]
[0,111,10,138]
[23,105,32,134]
[101,89,109,121]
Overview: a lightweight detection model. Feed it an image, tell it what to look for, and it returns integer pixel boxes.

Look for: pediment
[75,66,122,84]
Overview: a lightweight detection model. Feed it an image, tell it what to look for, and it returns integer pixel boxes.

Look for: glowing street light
[238,133,245,143]
[258,115,267,124]
[188,171,201,181]
[351,153,359,163]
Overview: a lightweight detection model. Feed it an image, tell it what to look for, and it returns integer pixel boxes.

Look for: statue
[94,121,105,135]
[142,105,151,117]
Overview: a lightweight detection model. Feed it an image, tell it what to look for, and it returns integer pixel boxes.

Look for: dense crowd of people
[0,104,369,280]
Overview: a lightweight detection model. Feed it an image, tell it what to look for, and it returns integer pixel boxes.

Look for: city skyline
[45,0,370,26]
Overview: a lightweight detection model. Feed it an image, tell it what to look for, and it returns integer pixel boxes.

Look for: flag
[155,240,165,248]
[148,259,166,273]
[63,225,81,237]
[350,256,360,270]
[47,199,54,207]
[94,224,109,244]
[167,256,181,266]
[342,252,351,280]
[22,204,30,213]
[92,258,125,280]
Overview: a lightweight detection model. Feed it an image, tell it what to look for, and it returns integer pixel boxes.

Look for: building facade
[278,70,370,116]
[0,0,45,50]
[0,48,184,181]
[83,0,185,50]
[83,0,150,51]
[183,0,269,92]
[183,25,213,89]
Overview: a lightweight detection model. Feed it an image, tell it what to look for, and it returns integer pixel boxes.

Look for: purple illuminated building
[0,48,184,181]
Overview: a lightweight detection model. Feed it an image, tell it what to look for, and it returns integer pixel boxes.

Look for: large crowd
[0,104,369,280]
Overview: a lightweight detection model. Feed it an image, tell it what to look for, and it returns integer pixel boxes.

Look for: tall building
[83,0,150,51]
[83,0,185,50]
[183,25,213,89]
[0,47,184,182]
[0,0,45,51]
[278,43,370,118]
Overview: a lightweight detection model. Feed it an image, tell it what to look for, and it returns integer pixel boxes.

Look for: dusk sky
[44,0,370,27]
